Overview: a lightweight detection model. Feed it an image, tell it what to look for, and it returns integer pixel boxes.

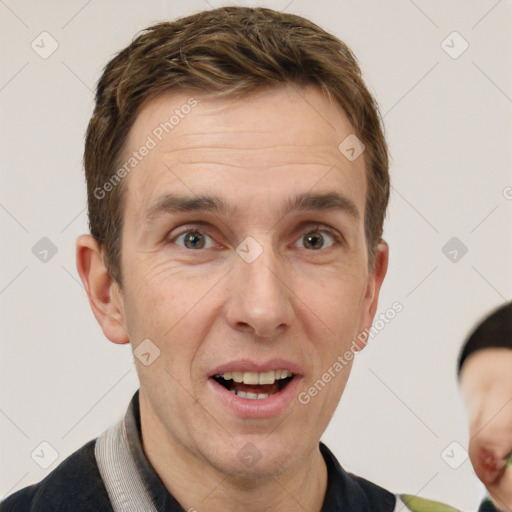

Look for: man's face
[116,85,387,477]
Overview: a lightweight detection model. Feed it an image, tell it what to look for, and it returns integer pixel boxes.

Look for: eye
[174,230,216,250]
[296,229,337,250]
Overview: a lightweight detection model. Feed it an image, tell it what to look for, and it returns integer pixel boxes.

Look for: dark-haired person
[459,302,512,512]
[1,7,456,512]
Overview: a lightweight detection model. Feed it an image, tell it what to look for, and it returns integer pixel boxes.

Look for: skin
[76,84,388,512]
[460,348,512,511]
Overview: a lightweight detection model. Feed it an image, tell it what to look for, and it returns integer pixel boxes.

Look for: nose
[224,241,294,339]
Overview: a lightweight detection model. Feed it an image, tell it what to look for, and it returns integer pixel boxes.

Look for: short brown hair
[84,6,389,285]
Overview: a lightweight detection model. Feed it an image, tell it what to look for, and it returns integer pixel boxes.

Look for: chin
[207,435,309,481]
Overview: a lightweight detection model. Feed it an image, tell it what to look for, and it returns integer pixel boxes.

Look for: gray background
[1,0,511,509]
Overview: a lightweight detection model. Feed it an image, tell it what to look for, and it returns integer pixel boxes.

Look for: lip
[207,358,304,419]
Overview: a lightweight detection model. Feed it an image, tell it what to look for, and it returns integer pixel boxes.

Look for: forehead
[120,85,366,223]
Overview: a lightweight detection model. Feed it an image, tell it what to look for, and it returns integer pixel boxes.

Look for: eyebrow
[144,191,360,224]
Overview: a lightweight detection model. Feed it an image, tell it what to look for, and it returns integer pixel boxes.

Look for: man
[459,302,512,512]
[1,7,456,511]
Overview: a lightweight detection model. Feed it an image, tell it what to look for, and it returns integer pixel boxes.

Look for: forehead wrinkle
[156,143,345,172]
[156,140,343,160]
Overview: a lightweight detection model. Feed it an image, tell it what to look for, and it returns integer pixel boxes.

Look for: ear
[354,240,389,351]
[76,234,129,345]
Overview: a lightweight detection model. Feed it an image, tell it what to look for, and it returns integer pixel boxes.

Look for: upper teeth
[216,369,292,385]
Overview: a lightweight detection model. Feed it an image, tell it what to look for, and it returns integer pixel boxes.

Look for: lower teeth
[230,390,273,399]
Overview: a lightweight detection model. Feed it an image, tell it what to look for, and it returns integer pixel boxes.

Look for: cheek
[127,255,214,316]
[301,360,354,438]
[123,259,221,366]
[297,268,367,338]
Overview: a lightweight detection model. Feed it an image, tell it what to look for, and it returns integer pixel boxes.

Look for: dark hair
[458,302,512,376]
[84,6,390,285]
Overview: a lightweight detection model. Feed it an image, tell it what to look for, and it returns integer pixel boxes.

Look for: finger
[470,447,504,484]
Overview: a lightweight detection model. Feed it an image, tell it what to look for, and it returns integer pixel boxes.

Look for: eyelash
[168,224,343,251]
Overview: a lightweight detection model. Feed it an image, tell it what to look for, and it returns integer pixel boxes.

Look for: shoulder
[0,439,112,512]
[320,442,395,511]
[319,443,458,512]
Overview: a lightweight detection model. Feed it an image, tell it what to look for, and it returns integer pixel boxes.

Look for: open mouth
[212,369,294,400]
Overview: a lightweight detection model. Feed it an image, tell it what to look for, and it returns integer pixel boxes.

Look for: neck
[139,398,328,512]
